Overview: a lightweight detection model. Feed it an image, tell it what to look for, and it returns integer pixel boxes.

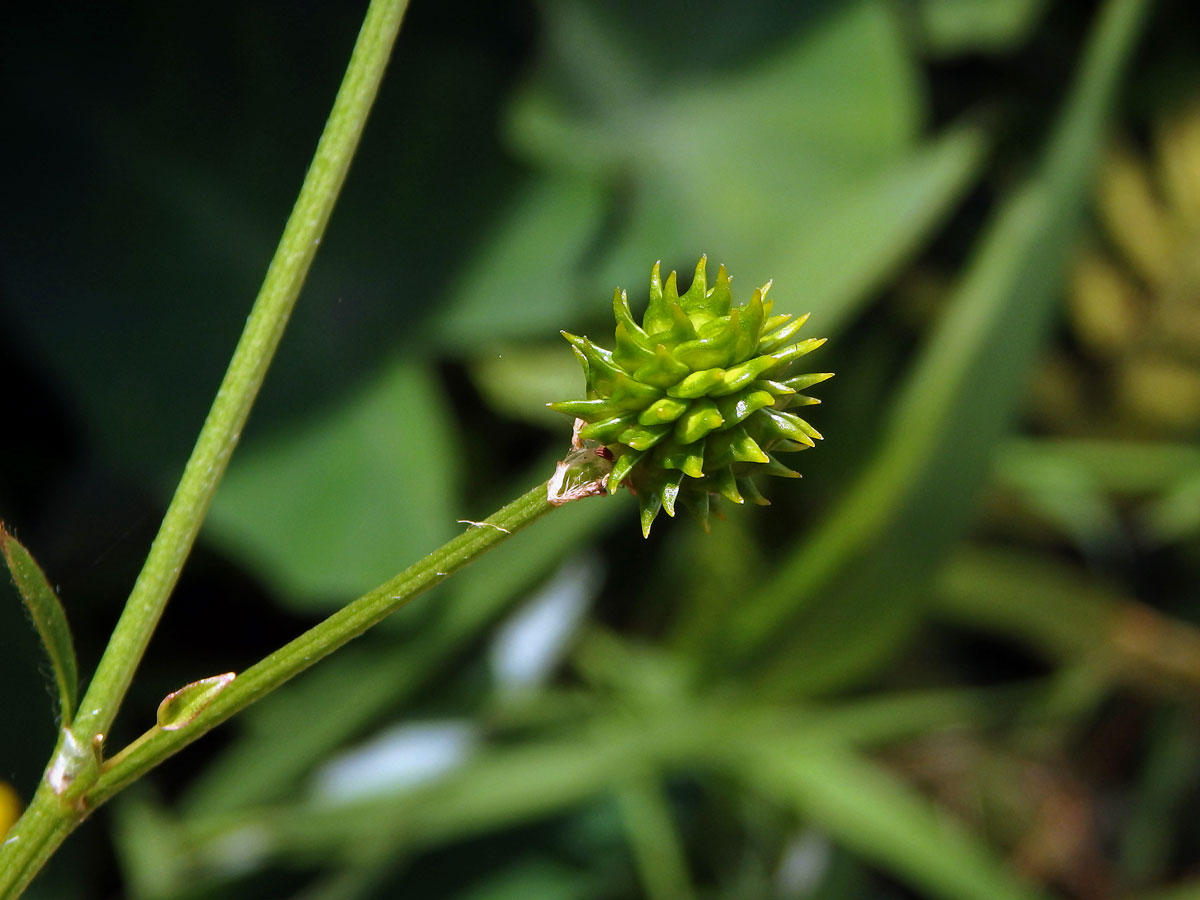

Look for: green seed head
[549,257,831,536]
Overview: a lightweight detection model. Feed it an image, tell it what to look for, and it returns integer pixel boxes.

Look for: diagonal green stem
[87,482,556,807]
[0,1,410,896]
[0,482,556,897]
[70,0,411,751]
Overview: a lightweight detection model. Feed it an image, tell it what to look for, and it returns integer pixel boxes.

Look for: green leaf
[911,0,1047,57]
[991,439,1122,554]
[0,524,78,725]
[575,0,929,296]
[471,344,592,429]
[110,788,189,900]
[723,0,1152,693]
[999,438,1200,495]
[183,458,622,817]
[615,776,695,900]
[434,176,607,349]
[996,439,1200,544]
[934,546,1119,662]
[450,861,600,900]
[778,122,988,335]
[173,691,1026,886]
[512,0,920,179]
[156,672,236,731]
[735,736,1049,900]
[205,358,460,608]
[492,0,985,357]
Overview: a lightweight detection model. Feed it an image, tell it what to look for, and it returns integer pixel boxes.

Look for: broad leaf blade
[0,524,78,724]
[205,358,460,608]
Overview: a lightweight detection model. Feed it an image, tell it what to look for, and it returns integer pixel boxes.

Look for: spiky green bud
[549,257,831,536]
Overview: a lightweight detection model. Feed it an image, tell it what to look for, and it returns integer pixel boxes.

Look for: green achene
[549,257,832,536]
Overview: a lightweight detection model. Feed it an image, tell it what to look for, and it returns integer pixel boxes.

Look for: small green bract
[549,257,831,537]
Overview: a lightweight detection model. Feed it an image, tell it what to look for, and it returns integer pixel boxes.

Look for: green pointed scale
[549,257,831,536]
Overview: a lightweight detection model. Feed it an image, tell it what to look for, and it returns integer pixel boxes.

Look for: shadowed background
[3,1,1200,898]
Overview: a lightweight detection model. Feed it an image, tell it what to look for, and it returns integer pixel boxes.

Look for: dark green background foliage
[3,1,1200,898]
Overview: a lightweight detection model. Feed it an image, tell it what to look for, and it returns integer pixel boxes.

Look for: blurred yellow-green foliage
[1047,93,1200,435]
[3,1,1200,899]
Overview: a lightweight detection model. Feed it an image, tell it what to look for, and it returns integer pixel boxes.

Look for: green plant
[0,3,831,891]
[4,1,1184,898]
[549,257,830,535]
[0,0,422,892]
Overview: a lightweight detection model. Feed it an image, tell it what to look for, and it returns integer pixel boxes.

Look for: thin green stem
[0,2,409,896]
[88,482,556,806]
[0,783,75,898]
[70,0,410,751]
[99,725,160,775]
[0,482,556,896]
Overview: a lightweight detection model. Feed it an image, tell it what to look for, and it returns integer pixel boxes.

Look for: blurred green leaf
[998,438,1200,494]
[936,544,1200,692]
[186,460,619,816]
[192,725,667,863]
[998,438,1200,541]
[205,358,459,607]
[584,0,931,303]
[724,0,1152,694]
[1147,472,1200,542]
[1117,707,1200,887]
[1121,880,1200,900]
[934,545,1120,662]
[470,345,586,429]
[778,122,988,334]
[512,0,919,178]
[172,687,1034,890]
[111,789,188,900]
[734,735,1049,900]
[994,442,1123,555]
[614,775,695,900]
[484,0,988,349]
[451,862,599,900]
[434,176,608,349]
[910,0,1047,56]
[0,524,78,725]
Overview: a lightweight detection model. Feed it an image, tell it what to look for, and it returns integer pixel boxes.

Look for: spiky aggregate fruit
[548,257,831,536]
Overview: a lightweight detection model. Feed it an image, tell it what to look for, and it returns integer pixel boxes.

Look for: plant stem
[89,482,556,805]
[0,783,75,899]
[0,481,556,896]
[71,0,411,751]
[99,725,160,775]
[0,1,409,896]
